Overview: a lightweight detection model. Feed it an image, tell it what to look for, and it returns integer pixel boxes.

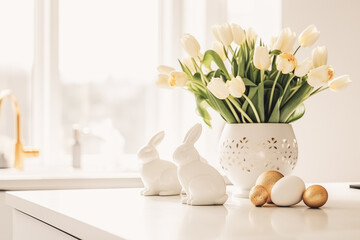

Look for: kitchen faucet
[0,89,39,169]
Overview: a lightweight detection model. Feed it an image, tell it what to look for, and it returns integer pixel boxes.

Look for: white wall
[282,0,360,182]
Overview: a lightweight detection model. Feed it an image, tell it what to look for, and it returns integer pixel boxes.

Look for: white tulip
[207,78,229,99]
[307,65,334,88]
[212,25,222,42]
[156,74,171,88]
[328,75,351,91]
[312,46,328,68]
[269,36,278,50]
[299,24,320,48]
[253,46,271,70]
[183,57,196,73]
[294,58,312,77]
[157,65,175,75]
[226,76,246,98]
[276,53,297,74]
[213,41,226,60]
[246,28,258,43]
[273,28,297,53]
[231,24,246,45]
[215,23,233,46]
[169,71,188,87]
[181,34,200,58]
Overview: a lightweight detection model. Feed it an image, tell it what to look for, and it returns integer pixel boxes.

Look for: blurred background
[0,0,358,182]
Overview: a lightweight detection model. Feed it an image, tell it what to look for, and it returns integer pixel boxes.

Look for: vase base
[231,187,250,199]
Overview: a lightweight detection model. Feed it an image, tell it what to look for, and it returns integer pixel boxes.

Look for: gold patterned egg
[249,185,269,207]
[303,185,328,208]
[255,170,284,203]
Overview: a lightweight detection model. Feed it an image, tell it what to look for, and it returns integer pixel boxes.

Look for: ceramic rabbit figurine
[138,131,182,196]
[173,123,228,205]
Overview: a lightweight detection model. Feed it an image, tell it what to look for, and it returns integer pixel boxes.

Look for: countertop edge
[5,192,125,240]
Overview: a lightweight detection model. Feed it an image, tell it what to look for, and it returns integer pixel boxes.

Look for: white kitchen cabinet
[13,210,77,240]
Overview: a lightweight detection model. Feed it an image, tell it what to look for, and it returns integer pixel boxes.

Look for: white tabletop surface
[5,183,360,240]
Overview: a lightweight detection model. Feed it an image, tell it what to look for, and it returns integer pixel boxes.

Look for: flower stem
[268,71,281,112]
[308,86,329,98]
[293,45,301,55]
[279,74,295,105]
[242,95,260,123]
[225,99,241,123]
[228,96,254,123]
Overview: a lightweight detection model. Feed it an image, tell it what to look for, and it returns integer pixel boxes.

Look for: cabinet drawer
[13,210,78,240]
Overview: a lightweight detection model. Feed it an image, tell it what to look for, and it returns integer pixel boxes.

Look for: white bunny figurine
[173,123,228,205]
[137,131,182,196]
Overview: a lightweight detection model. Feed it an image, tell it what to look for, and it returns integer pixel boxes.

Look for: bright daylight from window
[59,0,159,170]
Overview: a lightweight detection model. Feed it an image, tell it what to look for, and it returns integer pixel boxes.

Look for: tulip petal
[329,75,351,91]
[207,78,229,99]
[253,46,271,70]
[157,65,175,75]
[299,24,320,48]
[227,76,246,98]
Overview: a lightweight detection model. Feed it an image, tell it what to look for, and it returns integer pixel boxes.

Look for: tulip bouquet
[156,24,351,126]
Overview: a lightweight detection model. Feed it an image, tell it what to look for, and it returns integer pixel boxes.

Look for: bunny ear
[183,123,202,144]
[148,131,165,147]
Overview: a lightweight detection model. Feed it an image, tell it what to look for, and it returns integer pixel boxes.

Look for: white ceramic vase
[219,123,298,198]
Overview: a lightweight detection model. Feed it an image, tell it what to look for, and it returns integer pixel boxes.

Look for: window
[0,0,280,171]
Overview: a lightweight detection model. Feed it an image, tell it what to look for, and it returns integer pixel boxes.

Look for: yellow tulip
[312,46,328,68]
[307,65,334,88]
[231,24,246,45]
[226,76,246,98]
[328,75,351,91]
[246,28,258,43]
[181,34,200,58]
[169,71,188,87]
[213,41,226,60]
[294,58,312,77]
[299,24,320,48]
[273,28,297,53]
[276,53,297,74]
[253,46,271,70]
[207,78,229,99]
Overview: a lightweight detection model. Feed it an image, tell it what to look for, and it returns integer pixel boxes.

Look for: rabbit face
[173,143,200,166]
[173,123,203,166]
[137,145,159,163]
[137,131,165,164]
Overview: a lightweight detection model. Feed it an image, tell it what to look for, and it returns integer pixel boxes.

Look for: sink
[0,167,142,190]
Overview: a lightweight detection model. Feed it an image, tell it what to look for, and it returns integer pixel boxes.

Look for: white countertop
[6,183,360,240]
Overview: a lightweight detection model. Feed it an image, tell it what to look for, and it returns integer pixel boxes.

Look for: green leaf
[214,69,222,78]
[242,86,258,112]
[286,103,305,123]
[269,49,281,55]
[231,59,238,77]
[195,95,212,127]
[206,71,214,80]
[280,83,313,122]
[268,99,281,123]
[202,50,230,79]
[205,88,236,124]
[178,59,192,78]
[242,78,257,87]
